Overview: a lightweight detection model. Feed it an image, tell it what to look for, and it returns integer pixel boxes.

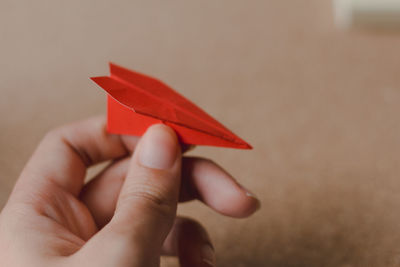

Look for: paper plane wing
[91,63,252,149]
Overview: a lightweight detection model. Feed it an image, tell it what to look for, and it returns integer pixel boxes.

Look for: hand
[0,117,260,267]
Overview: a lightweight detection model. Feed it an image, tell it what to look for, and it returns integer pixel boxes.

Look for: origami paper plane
[91,63,252,149]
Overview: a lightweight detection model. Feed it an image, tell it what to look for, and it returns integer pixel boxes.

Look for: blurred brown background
[1,0,400,266]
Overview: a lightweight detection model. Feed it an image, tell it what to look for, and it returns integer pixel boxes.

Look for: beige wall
[1,1,400,266]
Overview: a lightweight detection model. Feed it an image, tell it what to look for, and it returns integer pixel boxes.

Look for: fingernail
[253,197,261,211]
[245,189,258,199]
[238,183,259,200]
[138,124,179,170]
[201,244,216,267]
[246,189,261,210]
[239,185,261,211]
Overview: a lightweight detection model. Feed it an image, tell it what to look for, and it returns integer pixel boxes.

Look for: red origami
[91,63,252,149]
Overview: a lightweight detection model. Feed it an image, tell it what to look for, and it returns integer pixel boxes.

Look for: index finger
[13,116,139,198]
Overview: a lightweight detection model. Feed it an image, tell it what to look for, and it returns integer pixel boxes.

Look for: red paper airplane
[91,63,252,149]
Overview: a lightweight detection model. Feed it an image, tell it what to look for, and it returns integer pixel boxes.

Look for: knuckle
[119,182,176,217]
[202,158,216,166]
[182,157,216,173]
[42,126,71,146]
[194,157,216,167]
[42,124,94,166]
[43,127,63,141]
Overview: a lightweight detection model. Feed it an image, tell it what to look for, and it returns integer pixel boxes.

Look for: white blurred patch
[333,0,400,30]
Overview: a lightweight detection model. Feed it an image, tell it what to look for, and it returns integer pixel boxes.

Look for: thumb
[114,123,182,246]
[77,124,182,267]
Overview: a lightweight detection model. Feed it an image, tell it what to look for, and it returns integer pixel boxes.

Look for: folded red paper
[91,63,252,149]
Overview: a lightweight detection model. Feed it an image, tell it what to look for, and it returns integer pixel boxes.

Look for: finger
[181,157,260,217]
[80,156,260,228]
[80,158,130,227]
[78,124,182,266]
[12,116,139,199]
[162,217,216,267]
[113,123,181,245]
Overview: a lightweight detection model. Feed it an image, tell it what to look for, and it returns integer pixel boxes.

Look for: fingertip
[120,124,180,154]
[138,124,180,170]
[232,190,261,218]
[185,157,260,218]
[147,124,179,143]
[235,184,261,217]
[214,186,261,218]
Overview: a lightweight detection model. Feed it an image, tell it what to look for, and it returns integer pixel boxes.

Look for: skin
[0,116,260,267]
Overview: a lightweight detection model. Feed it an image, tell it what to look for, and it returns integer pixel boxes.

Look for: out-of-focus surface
[1,1,400,266]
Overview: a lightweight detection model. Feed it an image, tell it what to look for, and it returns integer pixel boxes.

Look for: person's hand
[0,117,259,267]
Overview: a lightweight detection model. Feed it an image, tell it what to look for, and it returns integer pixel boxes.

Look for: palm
[32,185,97,256]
